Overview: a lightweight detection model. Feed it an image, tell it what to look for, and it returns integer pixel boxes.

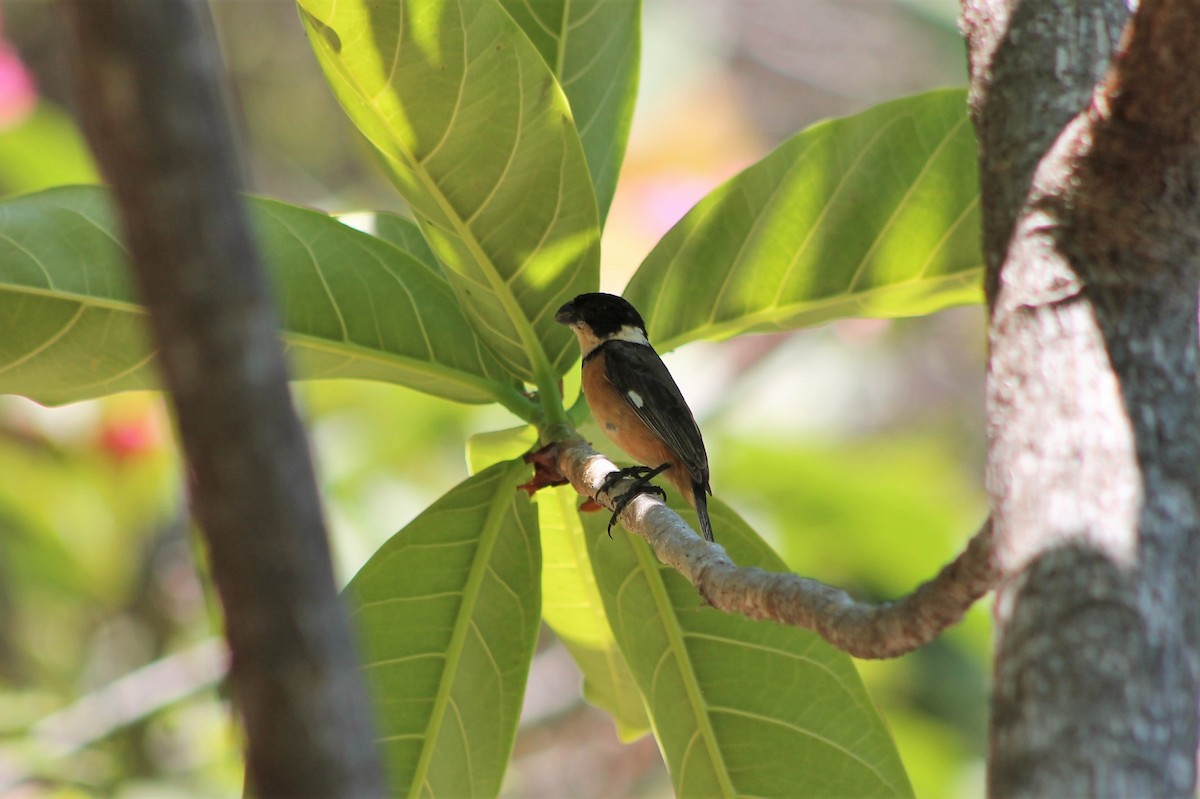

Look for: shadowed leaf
[346,459,540,797]
[0,186,527,410]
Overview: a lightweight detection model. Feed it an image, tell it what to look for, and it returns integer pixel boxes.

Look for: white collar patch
[610,325,650,346]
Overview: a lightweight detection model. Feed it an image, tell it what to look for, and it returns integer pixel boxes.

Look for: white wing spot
[627,390,644,408]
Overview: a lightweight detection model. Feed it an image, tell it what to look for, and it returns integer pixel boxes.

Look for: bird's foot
[598,464,671,537]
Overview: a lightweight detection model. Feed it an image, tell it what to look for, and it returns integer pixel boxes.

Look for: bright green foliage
[625,89,981,352]
[0,187,526,410]
[345,459,540,797]
[299,0,601,390]
[496,0,640,221]
[535,484,650,739]
[587,499,914,797]
[465,424,539,475]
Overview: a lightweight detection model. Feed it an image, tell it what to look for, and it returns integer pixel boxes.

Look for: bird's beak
[554,302,578,325]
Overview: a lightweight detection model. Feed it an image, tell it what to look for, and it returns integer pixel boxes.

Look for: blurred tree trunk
[963,0,1200,795]
[62,0,385,795]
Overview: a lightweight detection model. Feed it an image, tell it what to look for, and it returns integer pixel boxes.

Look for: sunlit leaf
[346,459,540,797]
[535,484,649,739]
[498,0,640,221]
[625,88,981,352]
[465,424,537,475]
[589,498,913,796]
[299,0,600,385]
[0,186,527,410]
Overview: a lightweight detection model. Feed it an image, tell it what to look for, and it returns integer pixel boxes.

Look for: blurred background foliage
[0,1,987,796]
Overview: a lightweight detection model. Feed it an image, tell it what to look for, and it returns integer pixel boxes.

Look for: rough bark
[963,0,1200,795]
[554,438,997,659]
[61,1,386,795]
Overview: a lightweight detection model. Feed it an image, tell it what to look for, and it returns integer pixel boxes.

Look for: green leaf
[299,0,600,392]
[465,424,537,474]
[625,88,982,352]
[465,432,649,737]
[338,209,439,271]
[535,485,649,739]
[346,459,540,797]
[497,0,641,222]
[0,103,98,197]
[589,499,913,797]
[0,186,528,411]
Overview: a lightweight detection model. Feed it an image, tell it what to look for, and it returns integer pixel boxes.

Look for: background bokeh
[0,1,988,796]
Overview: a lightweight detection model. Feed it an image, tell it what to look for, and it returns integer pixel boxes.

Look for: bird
[555,292,714,542]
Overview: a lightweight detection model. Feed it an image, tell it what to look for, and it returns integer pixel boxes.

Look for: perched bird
[555,293,714,542]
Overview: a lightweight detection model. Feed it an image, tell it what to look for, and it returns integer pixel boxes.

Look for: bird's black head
[555,293,647,339]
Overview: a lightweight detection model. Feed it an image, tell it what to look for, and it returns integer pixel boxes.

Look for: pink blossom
[0,20,36,129]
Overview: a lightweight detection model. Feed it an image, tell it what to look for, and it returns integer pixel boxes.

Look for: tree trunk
[963,0,1200,795]
[62,1,386,795]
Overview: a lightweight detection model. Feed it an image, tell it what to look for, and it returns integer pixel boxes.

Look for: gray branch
[61,0,385,795]
[555,437,997,660]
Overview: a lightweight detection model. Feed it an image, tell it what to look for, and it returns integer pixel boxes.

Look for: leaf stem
[533,359,569,431]
[491,381,539,422]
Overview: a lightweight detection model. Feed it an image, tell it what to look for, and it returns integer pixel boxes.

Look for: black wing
[602,341,709,486]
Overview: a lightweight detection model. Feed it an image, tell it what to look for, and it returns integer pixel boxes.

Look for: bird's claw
[598,464,671,537]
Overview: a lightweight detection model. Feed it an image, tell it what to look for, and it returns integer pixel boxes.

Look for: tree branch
[555,437,997,659]
[61,1,385,795]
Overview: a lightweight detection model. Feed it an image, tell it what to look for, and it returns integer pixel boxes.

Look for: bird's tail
[693,481,715,542]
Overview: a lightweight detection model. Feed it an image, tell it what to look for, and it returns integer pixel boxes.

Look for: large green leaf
[338,209,439,271]
[535,484,649,739]
[299,0,600,389]
[589,499,913,797]
[463,426,648,737]
[497,0,640,222]
[0,186,528,410]
[625,88,981,352]
[346,459,540,797]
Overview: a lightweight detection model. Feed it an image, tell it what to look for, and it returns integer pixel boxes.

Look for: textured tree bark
[963,0,1200,795]
[61,1,385,795]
